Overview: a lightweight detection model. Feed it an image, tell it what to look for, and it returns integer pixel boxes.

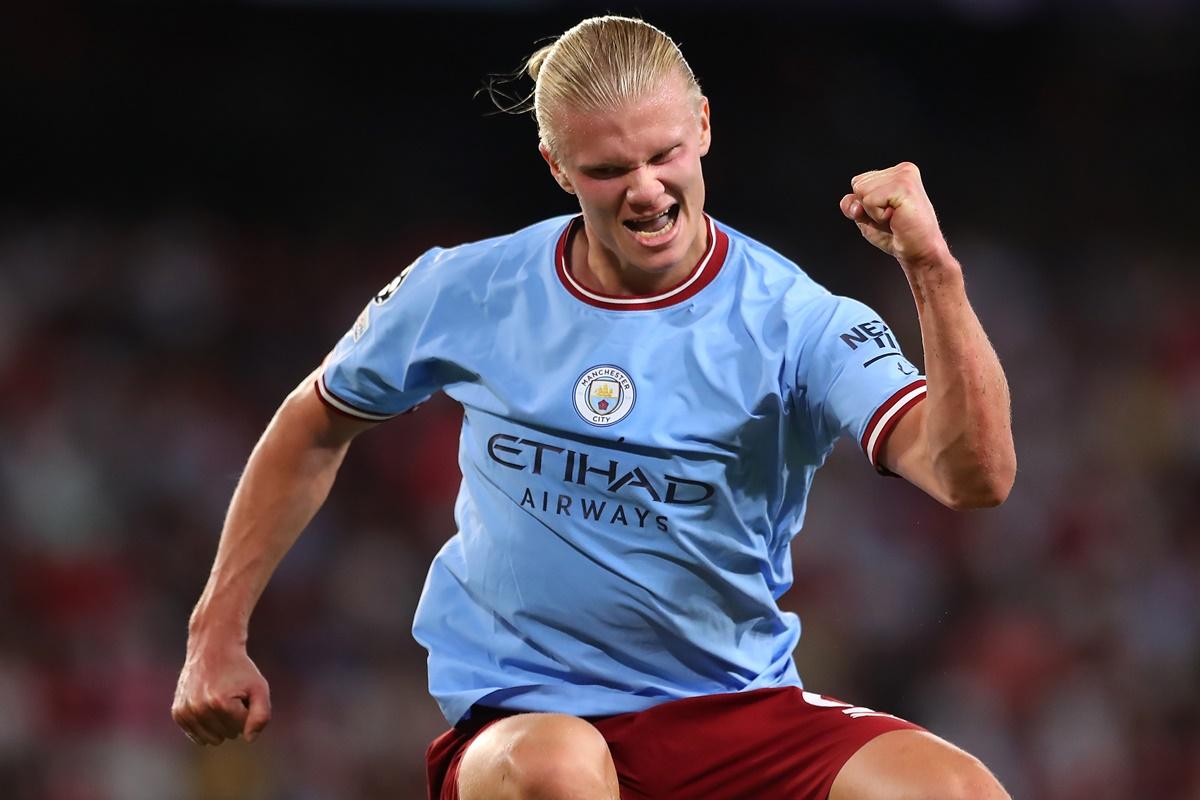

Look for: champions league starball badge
[573,365,636,426]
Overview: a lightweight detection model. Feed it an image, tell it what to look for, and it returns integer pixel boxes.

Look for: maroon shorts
[426,687,923,800]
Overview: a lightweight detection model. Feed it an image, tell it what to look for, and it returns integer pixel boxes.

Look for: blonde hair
[526,16,702,158]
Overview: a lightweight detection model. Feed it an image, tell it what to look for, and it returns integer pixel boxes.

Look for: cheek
[577,182,626,213]
[661,161,702,194]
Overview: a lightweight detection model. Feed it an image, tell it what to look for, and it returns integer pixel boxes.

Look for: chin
[629,243,687,275]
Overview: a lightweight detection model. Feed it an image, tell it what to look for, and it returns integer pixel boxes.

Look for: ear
[697,96,712,158]
[539,143,575,195]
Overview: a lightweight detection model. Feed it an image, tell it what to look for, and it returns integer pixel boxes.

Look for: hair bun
[527,45,553,82]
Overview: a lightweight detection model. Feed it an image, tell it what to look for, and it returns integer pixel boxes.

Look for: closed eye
[581,145,682,179]
[583,166,628,180]
[650,145,681,164]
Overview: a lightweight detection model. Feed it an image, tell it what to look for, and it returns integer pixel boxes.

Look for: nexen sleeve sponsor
[792,294,926,466]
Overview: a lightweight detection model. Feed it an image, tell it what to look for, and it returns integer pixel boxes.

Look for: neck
[570,216,708,297]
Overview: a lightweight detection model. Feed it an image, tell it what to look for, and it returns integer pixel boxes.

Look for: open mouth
[622,204,680,240]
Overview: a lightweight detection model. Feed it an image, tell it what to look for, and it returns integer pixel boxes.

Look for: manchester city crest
[573,365,636,426]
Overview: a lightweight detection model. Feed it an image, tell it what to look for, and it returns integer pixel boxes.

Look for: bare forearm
[904,248,1015,505]
[842,162,1015,508]
[190,381,357,638]
[173,377,370,747]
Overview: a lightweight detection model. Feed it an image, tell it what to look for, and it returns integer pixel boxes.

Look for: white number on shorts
[801,691,899,720]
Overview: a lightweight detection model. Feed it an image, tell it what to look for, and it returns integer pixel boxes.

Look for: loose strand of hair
[475,37,558,118]
[476,69,535,117]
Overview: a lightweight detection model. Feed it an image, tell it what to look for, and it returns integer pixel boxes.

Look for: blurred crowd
[2,4,1198,800]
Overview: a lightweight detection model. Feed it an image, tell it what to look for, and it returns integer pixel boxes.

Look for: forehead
[555,80,698,165]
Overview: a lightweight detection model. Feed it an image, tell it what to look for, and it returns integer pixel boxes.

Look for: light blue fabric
[321,215,925,725]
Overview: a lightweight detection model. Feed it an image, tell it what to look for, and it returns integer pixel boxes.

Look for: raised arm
[840,162,1016,510]
[171,370,376,745]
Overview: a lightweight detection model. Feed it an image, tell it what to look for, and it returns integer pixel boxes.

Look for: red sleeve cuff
[314,373,397,422]
[860,379,927,474]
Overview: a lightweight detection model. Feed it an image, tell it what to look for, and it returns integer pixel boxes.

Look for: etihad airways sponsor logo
[487,433,715,506]
[517,488,669,532]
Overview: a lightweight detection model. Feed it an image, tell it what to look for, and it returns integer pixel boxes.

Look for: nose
[625,166,665,208]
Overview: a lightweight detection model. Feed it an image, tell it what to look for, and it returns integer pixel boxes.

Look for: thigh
[596,687,923,800]
[829,729,1010,800]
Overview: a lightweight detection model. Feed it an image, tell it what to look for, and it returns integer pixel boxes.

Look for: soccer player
[173,15,1016,800]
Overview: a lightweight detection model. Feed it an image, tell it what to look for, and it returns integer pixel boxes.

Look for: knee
[458,713,616,800]
[506,718,610,799]
[933,752,1011,800]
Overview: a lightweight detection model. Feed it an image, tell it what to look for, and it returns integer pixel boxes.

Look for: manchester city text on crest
[573,365,636,427]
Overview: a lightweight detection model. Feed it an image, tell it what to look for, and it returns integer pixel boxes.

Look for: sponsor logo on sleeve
[838,319,917,369]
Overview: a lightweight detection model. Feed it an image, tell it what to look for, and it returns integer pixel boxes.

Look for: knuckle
[205,695,236,717]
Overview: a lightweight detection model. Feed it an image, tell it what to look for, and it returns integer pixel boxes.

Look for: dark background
[1,2,1197,798]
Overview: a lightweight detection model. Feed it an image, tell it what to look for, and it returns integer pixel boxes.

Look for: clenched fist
[172,632,272,746]
[839,162,950,268]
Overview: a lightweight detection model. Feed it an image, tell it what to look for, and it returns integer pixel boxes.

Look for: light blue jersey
[318,215,927,726]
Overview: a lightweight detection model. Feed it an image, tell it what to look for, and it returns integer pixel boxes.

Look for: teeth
[631,213,674,239]
[628,207,676,239]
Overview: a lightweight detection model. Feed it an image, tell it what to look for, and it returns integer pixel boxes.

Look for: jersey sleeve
[316,248,451,422]
[795,294,927,472]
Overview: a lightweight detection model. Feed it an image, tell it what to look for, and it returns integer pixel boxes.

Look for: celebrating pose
[174,15,1016,800]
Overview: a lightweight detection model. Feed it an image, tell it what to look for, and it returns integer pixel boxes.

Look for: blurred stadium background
[1,1,1198,798]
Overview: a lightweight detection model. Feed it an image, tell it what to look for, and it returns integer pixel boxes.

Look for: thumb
[839,193,859,220]
[242,684,272,743]
[840,193,893,230]
[861,200,894,225]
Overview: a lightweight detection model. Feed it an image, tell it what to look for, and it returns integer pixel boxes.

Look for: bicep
[272,369,379,453]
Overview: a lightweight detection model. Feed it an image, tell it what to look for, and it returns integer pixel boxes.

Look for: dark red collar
[554,214,729,311]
